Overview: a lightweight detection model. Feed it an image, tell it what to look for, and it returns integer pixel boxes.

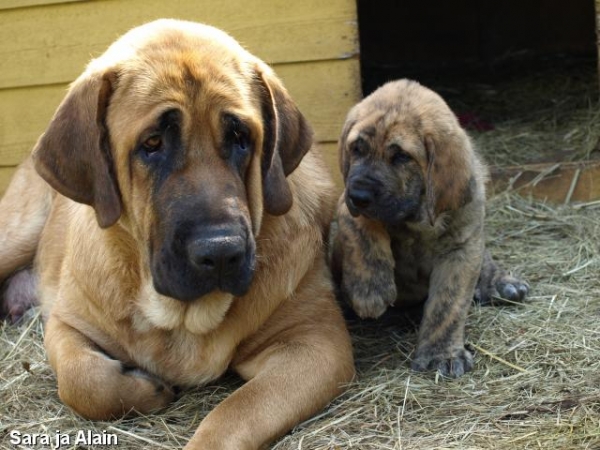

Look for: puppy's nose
[347,187,374,210]
[187,235,246,279]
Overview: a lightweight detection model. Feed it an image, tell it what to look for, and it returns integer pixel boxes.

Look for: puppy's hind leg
[0,158,53,280]
[44,315,175,420]
[474,250,529,305]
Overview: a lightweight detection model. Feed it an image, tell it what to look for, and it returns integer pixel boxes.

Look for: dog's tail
[0,157,53,281]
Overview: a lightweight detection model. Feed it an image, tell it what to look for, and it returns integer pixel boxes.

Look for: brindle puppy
[331,79,528,377]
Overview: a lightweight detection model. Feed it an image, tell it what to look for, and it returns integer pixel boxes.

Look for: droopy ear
[338,117,356,181]
[32,71,122,228]
[424,132,473,225]
[255,66,314,216]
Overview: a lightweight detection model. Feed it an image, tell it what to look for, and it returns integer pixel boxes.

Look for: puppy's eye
[390,145,411,165]
[351,138,368,157]
[143,135,162,153]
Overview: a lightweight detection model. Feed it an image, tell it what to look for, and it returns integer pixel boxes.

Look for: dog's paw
[475,274,529,305]
[495,275,529,302]
[350,293,393,319]
[122,367,177,413]
[411,346,474,378]
[344,280,396,319]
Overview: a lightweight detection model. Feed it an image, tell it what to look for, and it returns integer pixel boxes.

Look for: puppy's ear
[338,118,355,181]
[255,66,313,216]
[32,71,122,228]
[424,132,472,225]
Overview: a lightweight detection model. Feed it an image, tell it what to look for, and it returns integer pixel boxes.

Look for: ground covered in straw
[1,193,600,449]
[437,55,600,167]
[2,57,600,449]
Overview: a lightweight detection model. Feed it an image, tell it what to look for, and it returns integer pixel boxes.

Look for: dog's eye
[390,145,411,165]
[351,138,368,157]
[224,114,252,156]
[233,128,249,152]
[143,135,162,153]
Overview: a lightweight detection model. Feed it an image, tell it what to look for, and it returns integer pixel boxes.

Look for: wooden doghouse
[0,0,360,193]
[1,0,599,202]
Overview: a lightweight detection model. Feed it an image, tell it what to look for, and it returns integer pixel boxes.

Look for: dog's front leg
[185,267,354,450]
[44,315,175,419]
[331,201,396,319]
[411,238,483,378]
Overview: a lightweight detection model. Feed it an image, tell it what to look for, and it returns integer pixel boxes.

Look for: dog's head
[339,79,476,226]
[32,20,312,303]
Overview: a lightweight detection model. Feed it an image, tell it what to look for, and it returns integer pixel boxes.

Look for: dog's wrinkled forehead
[344,80,460,163]
[117,28,254,103]
[99,21,263,150]
[345,102,424,161]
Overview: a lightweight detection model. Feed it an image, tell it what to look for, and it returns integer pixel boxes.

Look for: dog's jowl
[331,79,528,378]
[0,20,354,450]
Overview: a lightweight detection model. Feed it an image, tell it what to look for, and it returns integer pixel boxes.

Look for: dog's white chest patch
[135,282,233,334]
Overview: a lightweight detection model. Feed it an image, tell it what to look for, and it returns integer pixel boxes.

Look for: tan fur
[0,20,353,449]
[331,79,528,378]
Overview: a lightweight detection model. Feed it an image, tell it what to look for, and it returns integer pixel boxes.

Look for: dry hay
[436,56,600,167]
[1,192,600,449]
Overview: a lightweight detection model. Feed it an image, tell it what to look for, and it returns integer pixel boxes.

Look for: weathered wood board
[0,0,360,194]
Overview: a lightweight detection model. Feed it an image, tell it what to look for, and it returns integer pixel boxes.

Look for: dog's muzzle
[345,174,382,217]
[186,231,249,292]
[151,223,256,302]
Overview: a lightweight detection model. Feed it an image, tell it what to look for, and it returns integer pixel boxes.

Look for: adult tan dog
[0,19,354,449]
[331,79,528,378]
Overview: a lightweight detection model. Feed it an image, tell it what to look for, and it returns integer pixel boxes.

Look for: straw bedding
[1,58,600,450]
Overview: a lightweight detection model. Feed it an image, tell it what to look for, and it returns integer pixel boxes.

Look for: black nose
[347,187,374,210]
[187,234,246,279]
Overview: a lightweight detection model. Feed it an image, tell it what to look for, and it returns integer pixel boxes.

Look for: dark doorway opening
[357,0,599,166]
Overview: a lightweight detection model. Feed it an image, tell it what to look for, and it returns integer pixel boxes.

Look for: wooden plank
[490,161,600,203]
[0,0,358,89]
[0,167,17,195]
[278,58,360,144]
[0,58,360,167]
[0,84,67,167]
[319,142,343,190]
[0,0,82,11]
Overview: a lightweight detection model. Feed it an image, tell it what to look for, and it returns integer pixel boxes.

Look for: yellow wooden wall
[0,0,360,193]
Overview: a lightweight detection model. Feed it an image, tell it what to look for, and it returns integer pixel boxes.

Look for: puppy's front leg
[331,201,396,318]
[411,239,483,378]
[185,269,354,450]
[45,315,175,419]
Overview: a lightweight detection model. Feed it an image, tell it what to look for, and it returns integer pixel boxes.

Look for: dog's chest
[127,323,235,387]
[390,233,434,303]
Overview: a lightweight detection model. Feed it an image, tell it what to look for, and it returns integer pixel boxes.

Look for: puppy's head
[32,19,312,302]
[339,79,476,226]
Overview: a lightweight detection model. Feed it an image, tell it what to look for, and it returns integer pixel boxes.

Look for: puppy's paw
[350,294,393,319]
[475,251,529,305]
[411,346,474,378]
[344,280,396,319]
[475,274,529,305]
[495,275,529,302]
